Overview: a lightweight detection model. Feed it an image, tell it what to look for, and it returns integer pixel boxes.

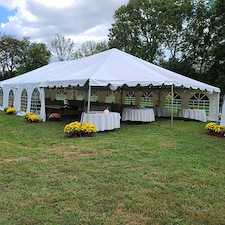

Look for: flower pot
[215,133,224,138]
[208,130,215,136]
[83,133,92,137]
[71,133,79,138]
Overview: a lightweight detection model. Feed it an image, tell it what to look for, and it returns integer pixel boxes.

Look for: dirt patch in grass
[115,205,149,225]
[44,145,120,159]
[1,157,32,162]
[77,151,99,158]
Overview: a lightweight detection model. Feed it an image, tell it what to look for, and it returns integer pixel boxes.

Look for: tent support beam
[171,84,174,124]
[87,85,92,122]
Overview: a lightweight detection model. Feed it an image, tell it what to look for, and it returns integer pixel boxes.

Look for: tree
[205,0,225,93]
[73,41,109,59]
[108,0,191,63]
[51,34,75,61]
[0,34,51,80]
[18,43,51,75]
[0,35,29,79]
[109,0,225,93]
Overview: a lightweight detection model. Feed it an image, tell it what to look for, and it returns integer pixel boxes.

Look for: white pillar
[38,87,46,122]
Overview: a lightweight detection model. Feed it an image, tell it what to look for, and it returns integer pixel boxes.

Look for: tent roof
[0,48,220,93]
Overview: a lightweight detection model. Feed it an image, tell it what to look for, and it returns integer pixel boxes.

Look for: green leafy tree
[73,41,108,59]
[51,34,75,61]
[205,0,225,93]
[18,43,51,75]
[0,34,51,79]
[108,0,191,63]
[0,35,29,79]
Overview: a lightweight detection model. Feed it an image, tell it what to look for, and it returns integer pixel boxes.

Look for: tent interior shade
[0,48,220,93]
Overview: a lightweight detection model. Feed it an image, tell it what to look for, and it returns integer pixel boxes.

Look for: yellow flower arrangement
[205,122,225,136]
[205,122,217,131]
[28,114,40,122]
[5,107,16,114]
[80,122,97,134]
[64,121,82,135]
[214,125,225,134]
[4,106,11,112]
[24,112,35,119]
[23,112,40,122]
[64,121,97,136]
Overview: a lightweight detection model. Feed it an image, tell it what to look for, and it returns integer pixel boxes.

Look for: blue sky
[0,0,128,45]
[0,7,16,23]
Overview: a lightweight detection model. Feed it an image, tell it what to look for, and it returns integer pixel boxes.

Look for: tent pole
[87,85,92,122]
[171,84,174,124]
[120,88,123,113]
[158,88,161,107]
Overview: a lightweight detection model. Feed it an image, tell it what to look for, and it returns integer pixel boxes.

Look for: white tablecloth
[177,109,207,122]
[81,111,121,131]
[122,108,155,122]
[153,107,170,117]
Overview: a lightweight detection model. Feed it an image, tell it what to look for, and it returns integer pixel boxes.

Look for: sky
[0,0,129,47]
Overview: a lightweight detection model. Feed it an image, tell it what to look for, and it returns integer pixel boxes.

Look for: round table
[81,111,121,131]
[122,108,155,122]
[177,109,207,122]
[153,107,170,117]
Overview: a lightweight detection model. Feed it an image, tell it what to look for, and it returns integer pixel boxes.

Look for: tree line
[1,0,224,93]
[108,0,225,93]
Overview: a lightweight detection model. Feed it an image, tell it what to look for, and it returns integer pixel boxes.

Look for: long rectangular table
[46,105,79,116]
[122,108,155,122]
[177,109,207,122]
[81,111,121,131]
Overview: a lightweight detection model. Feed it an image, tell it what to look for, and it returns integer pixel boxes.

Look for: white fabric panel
[81,112,121,131]
[208,93,220,121]
[26,87,34,113]
[220,96,225,126]
[39,87,46,122]
[122,108,155,122]
[14,89,22,113]
[3,88,10,108]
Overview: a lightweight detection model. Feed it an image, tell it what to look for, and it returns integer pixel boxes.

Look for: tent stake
[87,85,92,123]
[171,84,174,124]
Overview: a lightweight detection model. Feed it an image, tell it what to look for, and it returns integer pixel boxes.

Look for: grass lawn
[0,111,225,225]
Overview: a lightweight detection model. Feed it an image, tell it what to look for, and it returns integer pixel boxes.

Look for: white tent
[0,48,221,121]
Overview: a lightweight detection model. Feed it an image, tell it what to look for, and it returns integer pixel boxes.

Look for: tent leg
[157,89,161,107]
[87,85,92,122]
[171,85,174,124]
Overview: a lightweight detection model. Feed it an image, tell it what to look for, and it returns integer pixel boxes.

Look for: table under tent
[0,48,221,128]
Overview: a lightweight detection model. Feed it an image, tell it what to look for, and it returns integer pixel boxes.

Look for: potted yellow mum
[64,121,97,138]
[80,122,97,137]
[5,107,16,115]
[214,125,225,137]
[64,121,82,138]
[24,112,40,123]
[205,122,225,137]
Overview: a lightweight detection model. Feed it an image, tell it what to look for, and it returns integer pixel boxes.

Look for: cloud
[0,0,128,45]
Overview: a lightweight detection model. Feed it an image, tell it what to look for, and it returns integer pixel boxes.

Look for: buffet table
[122,108,155,122]
[153,107,170,117]
[81,111,121,131]
[46,105,79,116]
[177,109,207,122]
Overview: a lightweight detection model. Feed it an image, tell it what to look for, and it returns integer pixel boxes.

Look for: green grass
[0,112,225,225]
